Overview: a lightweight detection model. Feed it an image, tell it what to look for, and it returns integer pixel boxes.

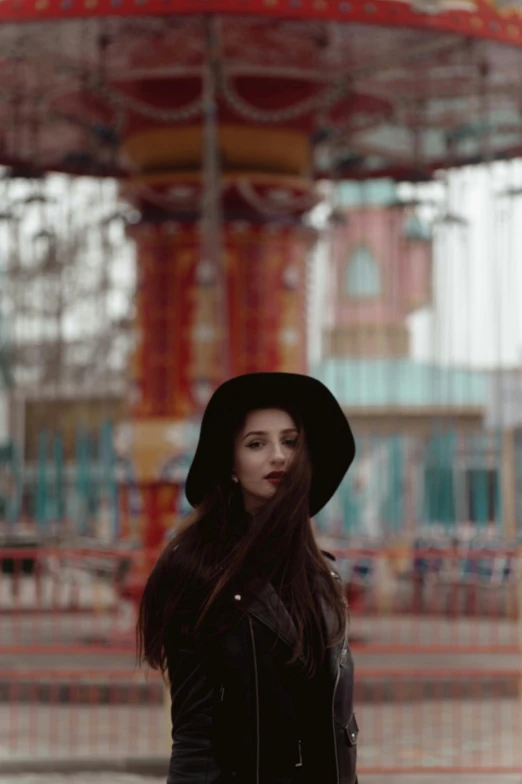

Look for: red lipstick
[265,471,286,485]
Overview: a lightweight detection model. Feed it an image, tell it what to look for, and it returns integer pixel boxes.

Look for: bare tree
[2,171,136,395]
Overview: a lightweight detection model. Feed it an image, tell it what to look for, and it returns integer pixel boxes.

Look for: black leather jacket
[166,553,358,784]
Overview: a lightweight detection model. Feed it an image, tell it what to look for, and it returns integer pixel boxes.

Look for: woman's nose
[270,443,285,463]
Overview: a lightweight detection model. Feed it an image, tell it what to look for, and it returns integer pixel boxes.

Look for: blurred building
[314,181,517,543]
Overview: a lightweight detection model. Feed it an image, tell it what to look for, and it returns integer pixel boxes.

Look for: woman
[138,372,358,784]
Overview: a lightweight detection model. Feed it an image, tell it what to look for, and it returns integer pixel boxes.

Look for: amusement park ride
[2,0,522,588]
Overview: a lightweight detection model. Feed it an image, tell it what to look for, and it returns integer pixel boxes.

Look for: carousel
[1,0,522,553]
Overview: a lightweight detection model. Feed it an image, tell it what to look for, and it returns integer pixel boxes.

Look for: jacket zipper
[296,739,303,767]
[248,616,260,784]
[332,645,343,784]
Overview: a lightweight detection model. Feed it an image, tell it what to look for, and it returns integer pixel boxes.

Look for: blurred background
[2,9,522,781]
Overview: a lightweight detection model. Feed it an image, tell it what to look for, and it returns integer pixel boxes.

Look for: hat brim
[185,372,355,517]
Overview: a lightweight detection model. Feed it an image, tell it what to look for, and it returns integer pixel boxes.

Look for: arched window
[345,245,381,298]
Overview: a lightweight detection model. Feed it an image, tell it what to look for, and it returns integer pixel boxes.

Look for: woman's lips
[265,472,285,485]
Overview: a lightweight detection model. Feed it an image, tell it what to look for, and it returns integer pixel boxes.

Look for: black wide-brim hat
[185,372,355,517]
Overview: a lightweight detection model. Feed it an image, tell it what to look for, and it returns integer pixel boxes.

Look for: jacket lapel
[245,580,299,654]
[244,580,344,678]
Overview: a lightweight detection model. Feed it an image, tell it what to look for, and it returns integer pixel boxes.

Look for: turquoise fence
[1,420,120,540]
[316,429,507,540]
[0,422,517,542]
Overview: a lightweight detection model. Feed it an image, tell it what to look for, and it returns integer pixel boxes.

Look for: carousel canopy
[0,11,519,181]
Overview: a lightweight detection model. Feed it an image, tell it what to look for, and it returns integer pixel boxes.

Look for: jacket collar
[244,579,344,680]
[246,580,298,653]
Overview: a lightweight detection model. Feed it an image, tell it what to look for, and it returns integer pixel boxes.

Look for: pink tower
[323,181,432,359]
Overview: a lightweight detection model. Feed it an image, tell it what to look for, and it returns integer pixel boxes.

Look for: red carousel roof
[0,11,521,180]
[1,0,522,42]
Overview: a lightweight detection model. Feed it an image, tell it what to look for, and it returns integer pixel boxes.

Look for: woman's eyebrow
[243,428,298,441]
[243,430,266,440]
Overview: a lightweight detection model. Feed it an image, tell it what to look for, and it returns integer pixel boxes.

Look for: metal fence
[1,546,521,773]
[0,547,133,653]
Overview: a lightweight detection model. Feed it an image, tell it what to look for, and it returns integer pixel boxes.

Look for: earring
[231,473,239,484]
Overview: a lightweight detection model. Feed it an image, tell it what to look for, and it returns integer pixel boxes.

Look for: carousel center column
[117,113,317,548]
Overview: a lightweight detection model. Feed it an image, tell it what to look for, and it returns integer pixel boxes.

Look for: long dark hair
[137,407,347,678]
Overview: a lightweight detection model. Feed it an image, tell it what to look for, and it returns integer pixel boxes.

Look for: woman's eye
[247,440,263,449]
[283,438,298,448]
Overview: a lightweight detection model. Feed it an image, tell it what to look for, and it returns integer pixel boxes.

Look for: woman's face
[233,408,298,514]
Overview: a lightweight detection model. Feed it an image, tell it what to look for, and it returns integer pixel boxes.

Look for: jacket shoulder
[320,550,343,588]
